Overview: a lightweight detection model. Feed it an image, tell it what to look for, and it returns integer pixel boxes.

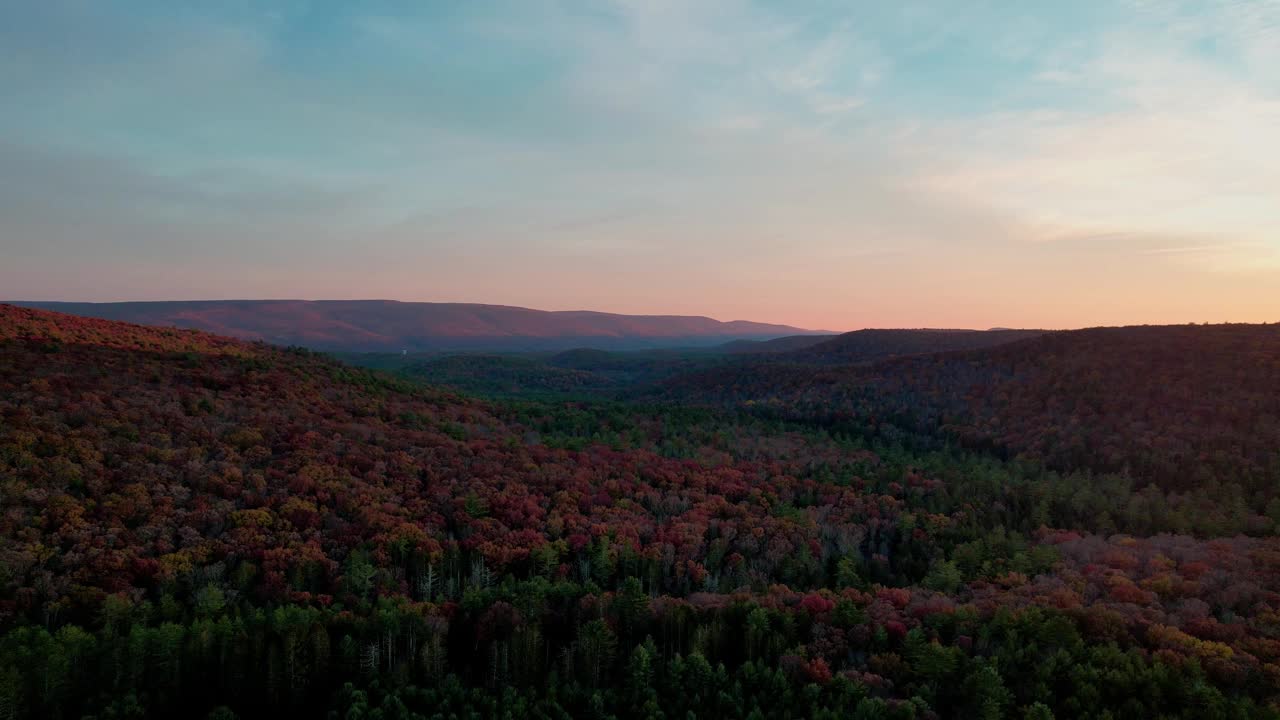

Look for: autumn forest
[3,304,1280,720]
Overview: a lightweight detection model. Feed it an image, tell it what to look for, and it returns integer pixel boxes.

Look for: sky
[1,0,1277,331]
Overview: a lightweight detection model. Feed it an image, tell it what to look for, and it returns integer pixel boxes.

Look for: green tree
[923,560,962,594]
[1022,702,1054,720]
[577,620,617,689]
[966,662,1011,720]
[904,629,959,682]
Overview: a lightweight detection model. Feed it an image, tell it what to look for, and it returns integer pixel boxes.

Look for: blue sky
[2,0,1277,329]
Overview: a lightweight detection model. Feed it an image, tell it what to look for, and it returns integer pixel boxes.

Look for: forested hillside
[659,323,1280,522]
[785,329,1046,365]
[2,306,1279,719]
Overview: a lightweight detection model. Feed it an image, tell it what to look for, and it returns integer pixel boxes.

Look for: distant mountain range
[7,300,824,352]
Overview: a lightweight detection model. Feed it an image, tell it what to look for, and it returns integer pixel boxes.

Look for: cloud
[902,4,1280,272]
[0,0,1276,324]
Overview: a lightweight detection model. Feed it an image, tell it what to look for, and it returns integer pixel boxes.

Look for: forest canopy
[2,305,1279,719]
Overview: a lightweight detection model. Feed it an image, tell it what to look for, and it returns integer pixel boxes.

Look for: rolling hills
[338,328,1050,401]
[659,323,1280,515]
[3,304,1280,718]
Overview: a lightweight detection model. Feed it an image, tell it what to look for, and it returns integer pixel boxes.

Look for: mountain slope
[784,328,1046,364]
[717,329,1041,359]
[0,303,925,712]
[9,300,820,351]
[659,323,1280,509]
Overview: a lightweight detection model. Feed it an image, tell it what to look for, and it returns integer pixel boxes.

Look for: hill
[9,300,820,352]
[785,328,1046,364]
[659,323,1280,516]
[715,329,1040,359]
[0,304,867,715]
[716,334,836,354]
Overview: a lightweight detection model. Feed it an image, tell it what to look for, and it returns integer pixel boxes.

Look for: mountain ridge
[7,299,826,352]
[789,327,1047,364]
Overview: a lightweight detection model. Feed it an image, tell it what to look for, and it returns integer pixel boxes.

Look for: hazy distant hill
[9,300,821,352]
[716,334,836,354]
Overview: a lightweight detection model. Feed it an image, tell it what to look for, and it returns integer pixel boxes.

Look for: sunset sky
[2,1,1277,331]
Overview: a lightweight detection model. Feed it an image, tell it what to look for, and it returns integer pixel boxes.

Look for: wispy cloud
[906,4,1280,272]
